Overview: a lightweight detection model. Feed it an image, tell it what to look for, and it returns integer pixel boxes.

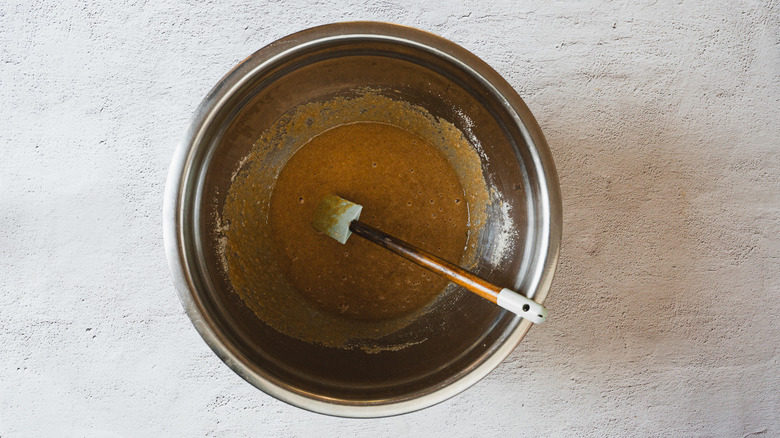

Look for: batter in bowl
[219,90,491,349]
[269,121,469,321]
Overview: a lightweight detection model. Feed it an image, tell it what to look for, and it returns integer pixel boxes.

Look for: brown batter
[219,90,491,349]
[269,122,469,320]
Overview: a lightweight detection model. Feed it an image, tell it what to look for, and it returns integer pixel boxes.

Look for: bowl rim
[163,21,562,418]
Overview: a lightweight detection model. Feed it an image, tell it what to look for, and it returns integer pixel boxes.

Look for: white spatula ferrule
[496,288,548,324]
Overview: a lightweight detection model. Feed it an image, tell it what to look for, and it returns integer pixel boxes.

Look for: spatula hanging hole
[522,304,530,312]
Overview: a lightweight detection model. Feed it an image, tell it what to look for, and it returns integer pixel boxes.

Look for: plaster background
[1,0,778,436]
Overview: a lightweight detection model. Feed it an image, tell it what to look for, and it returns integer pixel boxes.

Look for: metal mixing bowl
[164,22,561,417]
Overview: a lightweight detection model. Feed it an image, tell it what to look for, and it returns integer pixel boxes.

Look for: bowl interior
[178,34,546,406]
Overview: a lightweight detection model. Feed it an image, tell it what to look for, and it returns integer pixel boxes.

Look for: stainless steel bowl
[164,22,561,417]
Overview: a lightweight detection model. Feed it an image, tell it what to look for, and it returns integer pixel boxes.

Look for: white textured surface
[1,0,778,436]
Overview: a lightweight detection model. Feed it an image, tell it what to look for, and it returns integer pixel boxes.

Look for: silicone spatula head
[312,194,363,244]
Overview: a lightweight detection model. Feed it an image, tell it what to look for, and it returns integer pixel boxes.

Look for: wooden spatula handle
[349,220,547,323]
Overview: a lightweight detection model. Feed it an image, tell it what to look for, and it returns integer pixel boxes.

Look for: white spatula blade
[312,194,363,244]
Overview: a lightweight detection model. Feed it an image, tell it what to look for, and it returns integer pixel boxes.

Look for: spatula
[312,194,548,323]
